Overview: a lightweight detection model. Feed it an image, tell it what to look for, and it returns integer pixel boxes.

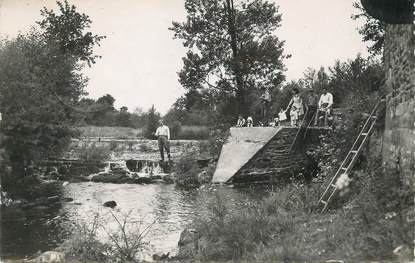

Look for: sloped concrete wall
[231,128,321,184]
[213,127,322,184]
[212,127,281,183]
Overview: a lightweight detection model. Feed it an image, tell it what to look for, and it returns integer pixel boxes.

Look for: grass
[186,168,414,262]
[175,125,210,140]
[77,126,143,138]
[60,211,154,263]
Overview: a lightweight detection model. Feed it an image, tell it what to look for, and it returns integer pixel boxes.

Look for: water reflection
[1,182,274,260]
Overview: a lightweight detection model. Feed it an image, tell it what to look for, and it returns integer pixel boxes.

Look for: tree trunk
[225,0,246,115]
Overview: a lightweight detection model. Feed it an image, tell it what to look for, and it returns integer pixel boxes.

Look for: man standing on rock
[155,120,171,162]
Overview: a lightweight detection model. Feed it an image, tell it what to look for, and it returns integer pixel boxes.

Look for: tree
[170,0,288,119]
[144,105,160,139]
[37,0,105,66]
[0,1,103,180]
[351,2,385,56]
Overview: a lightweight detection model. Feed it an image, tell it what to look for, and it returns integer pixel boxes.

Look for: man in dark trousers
[305,88,319,125]
[155,120,171,162]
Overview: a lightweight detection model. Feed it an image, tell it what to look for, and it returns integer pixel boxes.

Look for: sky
[0,0,368,114]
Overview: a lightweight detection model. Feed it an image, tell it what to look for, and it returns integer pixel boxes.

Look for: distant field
[177,125,210,140]
[76,125,210,139]
[77,126,143,138]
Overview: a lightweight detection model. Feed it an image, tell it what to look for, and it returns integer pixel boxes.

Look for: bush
[174,153,202,188]
[77,143,111,163]
[61,211,153,263]
[186,169,414,262]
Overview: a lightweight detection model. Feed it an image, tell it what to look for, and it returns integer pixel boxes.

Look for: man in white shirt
[155,120,171,162]
[315,88,333,126]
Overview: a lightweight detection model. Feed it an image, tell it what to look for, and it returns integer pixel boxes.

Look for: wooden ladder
[316,99,382,213]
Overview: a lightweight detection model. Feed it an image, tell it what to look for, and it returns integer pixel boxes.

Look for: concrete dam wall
[212,127,322,184]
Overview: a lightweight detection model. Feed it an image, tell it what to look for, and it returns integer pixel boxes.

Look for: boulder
[177,228,199,259]
[152,251,170,261]
[103,200,117,208]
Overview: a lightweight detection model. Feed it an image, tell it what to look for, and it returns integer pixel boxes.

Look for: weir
[212,126,326,184]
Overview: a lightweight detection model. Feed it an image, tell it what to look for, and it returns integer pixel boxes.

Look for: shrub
[77,143,111,163]
[186,169,414,262]
[174,153,202,188]
[61,211,154,263]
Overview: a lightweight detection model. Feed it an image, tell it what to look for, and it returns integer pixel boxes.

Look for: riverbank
[176,169,414,262]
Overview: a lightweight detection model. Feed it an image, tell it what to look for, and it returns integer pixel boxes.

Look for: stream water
[1,182,272,261]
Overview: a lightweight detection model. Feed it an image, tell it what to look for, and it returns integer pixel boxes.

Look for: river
[1,182,273,261]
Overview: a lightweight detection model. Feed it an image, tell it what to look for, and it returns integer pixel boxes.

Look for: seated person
[236,114,246,127]
[315,87,333,126]
[246,116,253,127]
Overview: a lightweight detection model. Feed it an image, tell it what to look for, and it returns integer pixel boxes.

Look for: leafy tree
[351,2,385,56]
[144,105,160,139]
[0,32,79,176]
[0,1,103,180]
[37,0,105,66]
[115,106,133,127]
[170,0,288,119]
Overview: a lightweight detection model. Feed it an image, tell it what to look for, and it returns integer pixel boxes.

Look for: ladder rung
[361,133,368,136]
[350,150,358,154]
[341,167,347,170]
[320,200,327,205]
[331,184,337,188]
[370,116,377,119]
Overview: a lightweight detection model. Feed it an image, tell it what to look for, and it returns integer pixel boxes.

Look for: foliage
[37,0,105,66]
[77,143,111,163]
[0,32,80,177]
[0,1,104,184]
[62,214,109,262]
[351,2,385,56]
[170,0,288,122]
[143,105,161,139]
[187,169,413,262]
[62,211,153,263]
[174,153,203,188]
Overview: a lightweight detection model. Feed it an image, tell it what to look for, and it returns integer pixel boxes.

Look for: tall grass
[78,126,143,138]
[187,169,414,262]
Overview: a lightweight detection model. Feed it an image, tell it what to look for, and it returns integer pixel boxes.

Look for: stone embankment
[65,138,204,161]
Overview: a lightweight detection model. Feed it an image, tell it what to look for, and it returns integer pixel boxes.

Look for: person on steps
[155,120,171,162]
[286,88,304,127]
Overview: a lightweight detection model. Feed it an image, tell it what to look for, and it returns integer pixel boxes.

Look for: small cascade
[126,160,166,177]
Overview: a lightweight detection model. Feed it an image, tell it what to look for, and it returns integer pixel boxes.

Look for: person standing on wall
[260,87,271,124]
[236,114,246,127]
[155,120,171,162]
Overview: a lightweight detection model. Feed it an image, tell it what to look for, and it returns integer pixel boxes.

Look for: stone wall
[64,139,204,162]
[383,24,415,188]
[231,128,322,184]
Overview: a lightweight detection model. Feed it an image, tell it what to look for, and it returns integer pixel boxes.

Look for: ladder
[316,98,382,213]
[288,107,309,153]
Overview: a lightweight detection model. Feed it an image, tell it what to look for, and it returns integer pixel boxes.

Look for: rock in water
[152,251,170,261]
[103,201,117,208]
